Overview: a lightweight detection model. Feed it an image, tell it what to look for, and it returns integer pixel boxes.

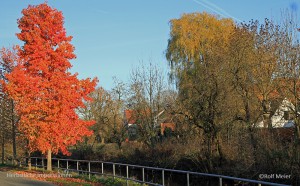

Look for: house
[153,109,175,135]
[160,122,176,136]
[123,109,138,140]
[124,109,137,126]
[123,109,176,140]
[257,98,296,128]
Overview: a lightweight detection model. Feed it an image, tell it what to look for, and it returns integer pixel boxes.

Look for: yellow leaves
[168,12,235,63]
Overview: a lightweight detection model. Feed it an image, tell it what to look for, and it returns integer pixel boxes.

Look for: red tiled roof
[160,122,175,135]
[124,109,136,124]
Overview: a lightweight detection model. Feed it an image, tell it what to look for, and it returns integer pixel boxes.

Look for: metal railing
[19,157,291,186]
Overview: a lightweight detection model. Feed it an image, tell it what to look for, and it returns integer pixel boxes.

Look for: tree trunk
[297,125,300,144]
[11,100,16,165]
[248,126,258,169]
[1,133,4,164]
[294,123,300,162]
[47,149,52,171]
[245,101,258,169]
[216,135,223,167]
[28,157,31,170]
[207,144,213,172]
[101,137,105,144]
[26,141,31,170]
[205,133,213,173]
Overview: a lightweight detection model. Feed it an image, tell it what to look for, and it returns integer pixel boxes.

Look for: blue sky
[0,0,298,90]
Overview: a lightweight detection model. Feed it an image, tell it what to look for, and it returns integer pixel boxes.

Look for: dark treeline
[0,48,19,165]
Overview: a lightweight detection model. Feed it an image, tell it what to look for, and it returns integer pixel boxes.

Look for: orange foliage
[3,3,97,155]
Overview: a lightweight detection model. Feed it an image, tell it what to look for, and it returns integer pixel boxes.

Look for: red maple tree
[3,3,97,170]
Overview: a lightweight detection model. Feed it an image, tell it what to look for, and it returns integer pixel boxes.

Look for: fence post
[142,168,145,183]
[162,170,165,186]
[58,159,60,172]
[113,163,115,180]
[219,177,222,186]
[126,165,129,186]
[35,158,37,170]
[42,157,44,170]
[88,161,91,179]
[76,161,79,175]
[101,162,104,177]
[28,157,31,170]
[67,160,69,172]
[187,173,190,186]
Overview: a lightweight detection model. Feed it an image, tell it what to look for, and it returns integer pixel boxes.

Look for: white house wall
[257,98,295,128]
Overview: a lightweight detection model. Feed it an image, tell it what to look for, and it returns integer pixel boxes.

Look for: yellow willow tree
[3,3,97,170]
[166,12,235,171]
